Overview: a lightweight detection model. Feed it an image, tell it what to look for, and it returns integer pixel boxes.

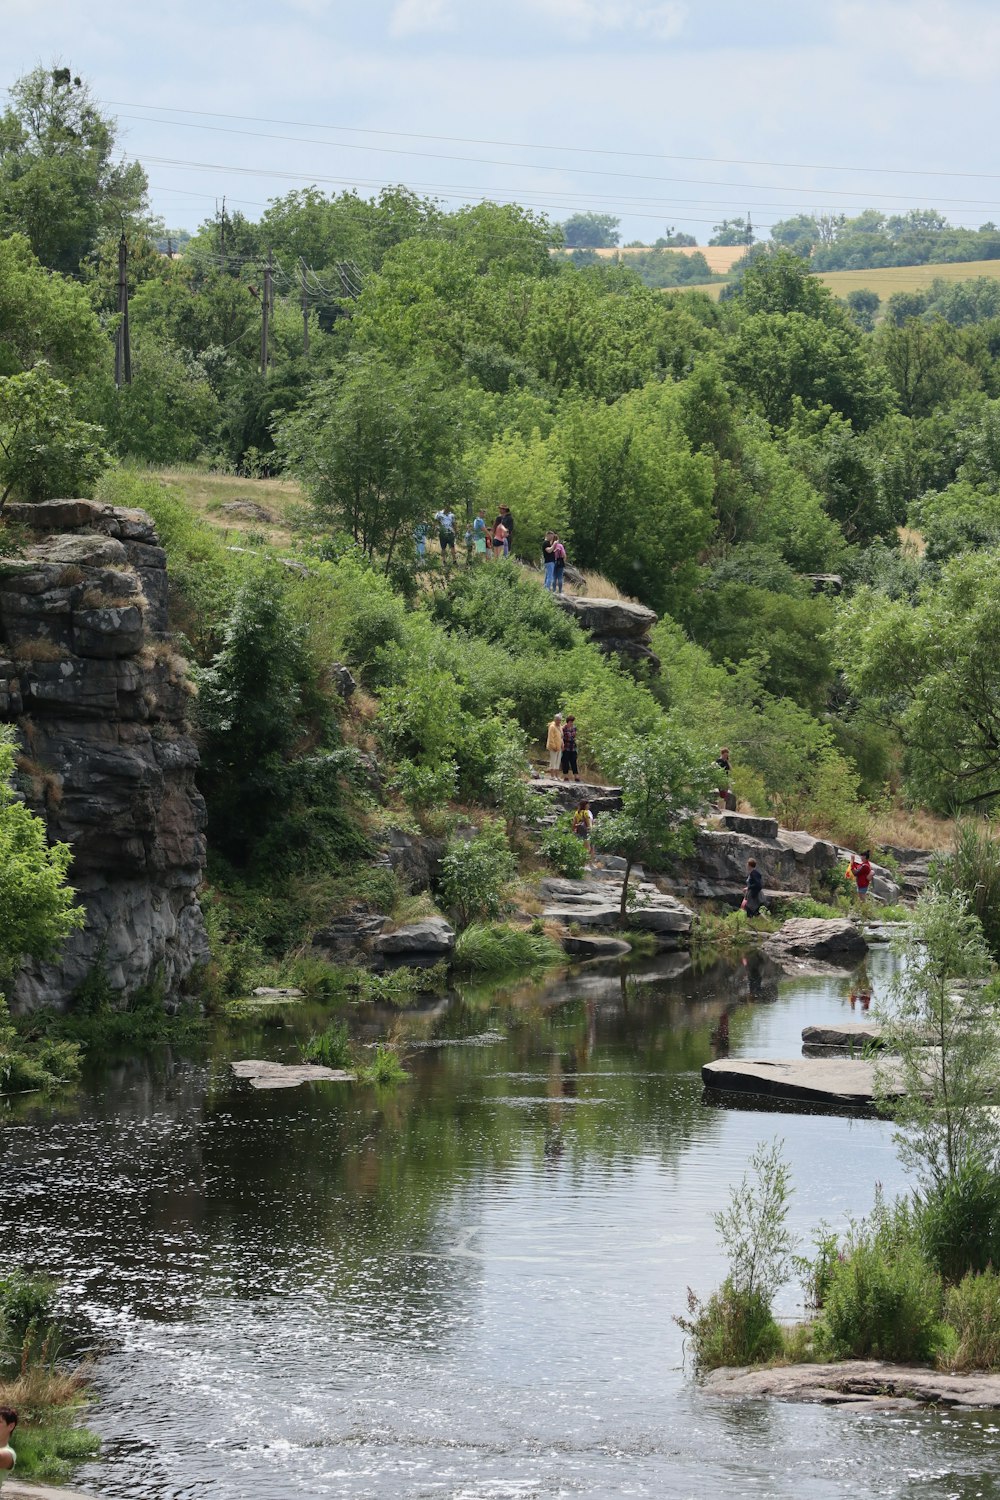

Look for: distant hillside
[554,245,747,274]
[667,256,1000,303]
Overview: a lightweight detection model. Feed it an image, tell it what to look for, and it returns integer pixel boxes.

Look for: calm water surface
[4,945,1000,1499]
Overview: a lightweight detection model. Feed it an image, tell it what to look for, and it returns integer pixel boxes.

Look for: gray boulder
[374,917,455,958]
[719,811,779,839]
[313,909,389,960]
[763,918,868,968]
[562,933,632,959]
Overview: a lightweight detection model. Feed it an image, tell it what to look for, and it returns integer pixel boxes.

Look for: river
[3,944,999,1499]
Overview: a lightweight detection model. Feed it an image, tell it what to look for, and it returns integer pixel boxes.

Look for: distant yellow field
[667,257,1000,303]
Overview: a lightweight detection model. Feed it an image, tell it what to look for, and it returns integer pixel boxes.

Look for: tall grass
[934,819,1000,959]
[453,923,563,975]
[302,1022,351,1069]
[942,1270,1000,1371]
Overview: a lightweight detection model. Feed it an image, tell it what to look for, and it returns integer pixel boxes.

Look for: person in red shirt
[850,851,872,900]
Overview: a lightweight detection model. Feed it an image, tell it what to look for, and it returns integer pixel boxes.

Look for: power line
[113,110,1000,207]
[96,95,1000,184]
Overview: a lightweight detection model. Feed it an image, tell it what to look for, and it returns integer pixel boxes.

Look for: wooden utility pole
[219,196,227,273]
[300,258,310,355]
[114,229,132,387]
[260,251,272,378]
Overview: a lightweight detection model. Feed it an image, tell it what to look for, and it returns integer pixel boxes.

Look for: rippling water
[4,944,1000,1498]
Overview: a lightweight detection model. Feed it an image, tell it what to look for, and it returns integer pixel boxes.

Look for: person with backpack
[552,535,567,594]
[849,850,873,901]
[571,800,595,854]
[434,508,456,560]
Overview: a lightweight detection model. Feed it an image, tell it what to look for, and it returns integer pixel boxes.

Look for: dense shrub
[539,814,589,879]
[679,1280,784,1373]
[818,1211,944,1363]
[942,1270,1000,1371]
[302,1022,351,1069]
[439,824,517,928]
[934,821,1000,962]
[914,1157,1000,1283]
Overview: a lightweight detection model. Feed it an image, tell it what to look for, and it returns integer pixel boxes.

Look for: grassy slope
[155,467,305,548]
[671,257,1000,302]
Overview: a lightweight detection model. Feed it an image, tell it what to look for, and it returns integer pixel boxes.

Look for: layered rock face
[0,499,208,1012]
[555,596,660,672]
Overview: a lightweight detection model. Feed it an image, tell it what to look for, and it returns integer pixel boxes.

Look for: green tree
[561,212,620,248]
[709,217,753,246]
[0,67,148,273]
[592,732,714,922]
[0,234,105,380]
[94,338,220,463]
[845,288,881,332]
[0,364,109,508]
[874,316,980,418]
[275,354,462,567]
[474,427,568,561]
[875,887,997,1190]
[837,551,1000,811]
[557,381,715,616]
[0,726,83,997]
[725,309,892,430]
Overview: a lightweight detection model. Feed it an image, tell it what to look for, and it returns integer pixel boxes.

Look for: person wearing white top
[0,1406,17,1485]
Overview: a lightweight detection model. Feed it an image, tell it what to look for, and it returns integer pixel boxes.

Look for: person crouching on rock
[561,715,580,782]
[743,858,763,918]
[572,800,595,855]
[545,712,564,774]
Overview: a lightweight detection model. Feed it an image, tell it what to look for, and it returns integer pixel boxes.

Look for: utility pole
[219,196,227,274]
[745,212,754,257]
[300,258,310,356]
[114,228,132,387]
[260,251,272,378]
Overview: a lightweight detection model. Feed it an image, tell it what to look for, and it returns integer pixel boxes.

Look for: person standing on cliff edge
[561,714,580,782]
[545,712,564,773]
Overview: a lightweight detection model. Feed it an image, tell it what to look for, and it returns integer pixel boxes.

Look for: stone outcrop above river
[762,917,869,970]
[0,498,208,1012]
[555,595,660,671]
[678,814,903,906]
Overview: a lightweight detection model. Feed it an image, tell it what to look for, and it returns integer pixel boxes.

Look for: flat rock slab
[702,1055,902,1108]
[232,1060,355,1090]
[5,1484,105,1500]
[802,1023,884,1050]
[562,933,633,958]
[704,1359,1000,1409]
[373,917,455,957]
[251,986,304,1000]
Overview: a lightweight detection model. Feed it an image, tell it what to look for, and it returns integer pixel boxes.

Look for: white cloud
[388,0,456,39]
[834,0,1000,81]
[530,0,688,40]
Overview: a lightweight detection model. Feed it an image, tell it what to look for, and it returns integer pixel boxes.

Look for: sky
[1,0,996,243]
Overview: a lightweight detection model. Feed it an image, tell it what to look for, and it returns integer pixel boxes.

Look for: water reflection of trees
[1,957,774,1335]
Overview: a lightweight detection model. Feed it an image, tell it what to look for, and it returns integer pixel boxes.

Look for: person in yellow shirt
[545,713,564,773]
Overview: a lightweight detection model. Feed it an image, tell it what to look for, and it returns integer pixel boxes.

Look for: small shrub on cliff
[439,824,517,929]
[539,815,588,880]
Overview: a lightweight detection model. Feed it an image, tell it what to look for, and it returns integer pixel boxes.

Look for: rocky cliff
[0,499,208,1012]
[554,596,660,672]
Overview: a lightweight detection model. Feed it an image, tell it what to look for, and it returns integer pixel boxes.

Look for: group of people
[416,506,518,561]
[414,509,573,589]
[541,532,568,592]
[546,712,580,782]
